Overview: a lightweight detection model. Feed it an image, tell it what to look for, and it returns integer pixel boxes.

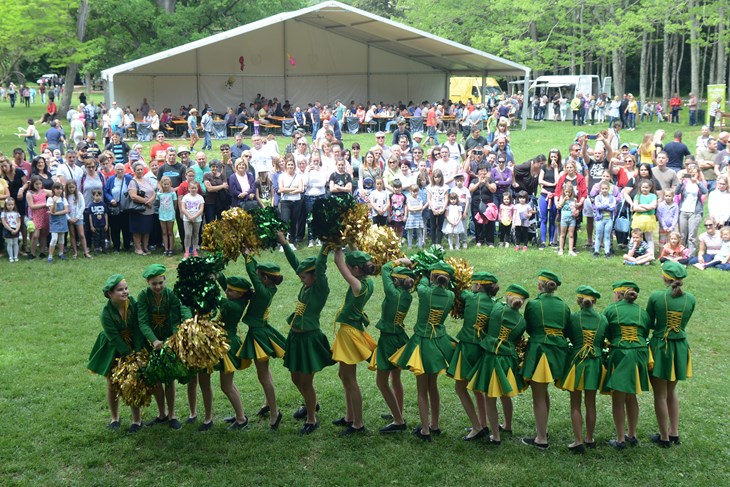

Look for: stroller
[510,195,541,246]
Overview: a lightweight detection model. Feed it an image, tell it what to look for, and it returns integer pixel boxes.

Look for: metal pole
[521,72,530,131]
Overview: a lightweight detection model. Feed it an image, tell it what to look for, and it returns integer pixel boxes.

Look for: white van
[528,75,611,119]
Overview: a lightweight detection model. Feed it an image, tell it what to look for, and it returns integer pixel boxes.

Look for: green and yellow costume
[389,275,455,375]
[602,282,651,394]
[368,263,413,371]
[646,282,695,382]
[447,289,497,381]
[558,308,608,392]
[237,256,287,368]
[521,290,570,383]
[331,270,376,364]
[137,287,191,349]
[282,244,336,374]
[213,274,251,373]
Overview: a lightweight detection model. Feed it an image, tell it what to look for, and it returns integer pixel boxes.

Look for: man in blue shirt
[663,131,691,171]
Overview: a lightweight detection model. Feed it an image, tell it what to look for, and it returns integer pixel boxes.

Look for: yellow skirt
[632,213,657,232]
[331,323,376,365]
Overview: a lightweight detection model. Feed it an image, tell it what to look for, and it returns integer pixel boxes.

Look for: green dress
[646,288,696,381]
[466,302,527,397]
[602,300,651,394]
[282,244,336,374]
[331,275,376,364]
[447,290,496,381]
[521,293,570,383]
[558,308,608,392]
[389,277,455,375]
[369,262,412,372]
[137,287,191,348]
[213,274,250,373]
[237,256,287,367]
[87,297,143,376]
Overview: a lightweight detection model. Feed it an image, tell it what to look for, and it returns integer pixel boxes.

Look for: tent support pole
[283,21,288,101]
[105,76,114,107]
[521,73,530,131]
[481,71,487,105]
[196,49,200,110]
[366,44,370,104]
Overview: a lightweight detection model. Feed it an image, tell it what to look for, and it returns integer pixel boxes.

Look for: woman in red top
[669,93,682,124]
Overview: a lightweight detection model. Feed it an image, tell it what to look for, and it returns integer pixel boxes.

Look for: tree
[60,0,91,116]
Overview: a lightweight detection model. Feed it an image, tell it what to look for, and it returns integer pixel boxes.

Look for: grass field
[1,92,729,486]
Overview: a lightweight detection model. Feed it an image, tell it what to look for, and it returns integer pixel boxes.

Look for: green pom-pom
[174,254,223,315]
[141,347,194,385]
[409,244,446,279]
[311,194,355,241]
[250,206,289,250]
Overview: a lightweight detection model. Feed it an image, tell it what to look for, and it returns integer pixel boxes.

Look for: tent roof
[102,1,530,79]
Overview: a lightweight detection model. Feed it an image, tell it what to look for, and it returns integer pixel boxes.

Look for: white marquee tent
[102,1,531,125]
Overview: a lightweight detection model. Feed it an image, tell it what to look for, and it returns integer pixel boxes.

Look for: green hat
[103,274,125,297]
[538,269,561,286]
[296,256,317,275]
[391,266,416,280]
[471,271,498,285]
[576,285,601,301]
[142,264,167,280]
[345,250,372,267]
[505,284,530,299]
[661,261,687,281]
[430,261,455,279]
[257,262,281,276]
[226,276,251,294]
[611,280,640,293]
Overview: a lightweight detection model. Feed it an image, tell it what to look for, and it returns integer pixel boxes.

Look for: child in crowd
[593,181,617,258]
[28,175,50,259]
[65,181,91,259]
[631,180,658,255]
[266,134,280,155]
[443,192,465,250]
[329,159,353,195]
[252,113,260,136]
[370,177,389,226]
[255,169,273,207]
[557,182,578,256]
[88,189,108,254]
[46,182,69,262]
[512,190,534,252]
[181,181,204,258]
[656,191,679,247]
[405,184,425,248]
[1,198,21,262]
[388,180,406,238]
[450,174,470,249]
[156,176,177,256]
[356,177,374,205]
[624,227,655,265]
[659,231,689,264]
[693,226,730,270]
[498,192,514,248]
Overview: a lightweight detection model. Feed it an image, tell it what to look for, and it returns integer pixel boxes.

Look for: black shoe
[198,421,213,432]
[223,416,236,423]
[27,254,36,260]
[626,436,639,447]
[670,435,681,445]
[608,439,626,450]
[293,403,320,420]
[300,421,319,435]
[431,428,442,436]
[414,429,432,442]
[169,418,182,430]
[144,415,168,427]
[521,437,549,449]
[228,416,249,430]
[332,417,353,427]
[270,411,283,431]
[487,436,501,446]
[539,242,546,249]
[256,405,271,417]
[650,433,672,448]
[593,252,599,258]
[568,443,586,454]
[585,441,597,449]
[379,422,407,434]
[185,415,197,424]
[463,428,487,442]
[340,425,366,437]
[127,423,143,434]
[380,413,394,420]
[107,420,120,430]
[499,425,512,434]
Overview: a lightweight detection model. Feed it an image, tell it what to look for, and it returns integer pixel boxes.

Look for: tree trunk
[85,72,93,95]
[612,47,625,97]
[640,31,649,103]
[675,34,685,95]
[156,0,175,13]
[688,0,700,96]
[718,8,727,88]
[60,0,90,117]
[662,23,671,102]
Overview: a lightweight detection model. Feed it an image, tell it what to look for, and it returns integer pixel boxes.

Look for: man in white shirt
[443,128,464,162]
[108,101,124,136]
[249,135,274,176]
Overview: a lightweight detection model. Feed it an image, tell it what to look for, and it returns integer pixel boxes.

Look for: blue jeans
[304,194,324,241]
[689,110,697,126]
[628,113,636,129]
[202,131,212,150]
[594,216,613,254]
[310,121,319,136]
[539,194,558,244]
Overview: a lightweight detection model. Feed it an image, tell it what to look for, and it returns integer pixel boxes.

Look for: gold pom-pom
[166,314,231,371]
[110,351,155,408]
[357,224,405,275]
[516,336,528,365]
[202,207,261,260]
[340,203,371,247]
[445,257,474,319]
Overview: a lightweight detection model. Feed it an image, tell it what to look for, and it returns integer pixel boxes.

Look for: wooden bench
[360,121,376,133]
[259,123,281,135]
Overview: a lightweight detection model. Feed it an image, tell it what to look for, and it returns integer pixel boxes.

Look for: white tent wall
[109,18,447,111]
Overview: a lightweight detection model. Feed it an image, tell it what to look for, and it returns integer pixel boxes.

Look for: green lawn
[1,92,729,486]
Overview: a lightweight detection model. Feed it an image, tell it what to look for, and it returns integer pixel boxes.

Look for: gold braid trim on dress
[495,324,511,354]
[473,313,489,338]
[544,327,563,336]
[576,329,597,362]
[620,325,639,342]
[394,310,407,328]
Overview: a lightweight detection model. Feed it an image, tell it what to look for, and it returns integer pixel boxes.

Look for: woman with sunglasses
[539,150,562,247]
